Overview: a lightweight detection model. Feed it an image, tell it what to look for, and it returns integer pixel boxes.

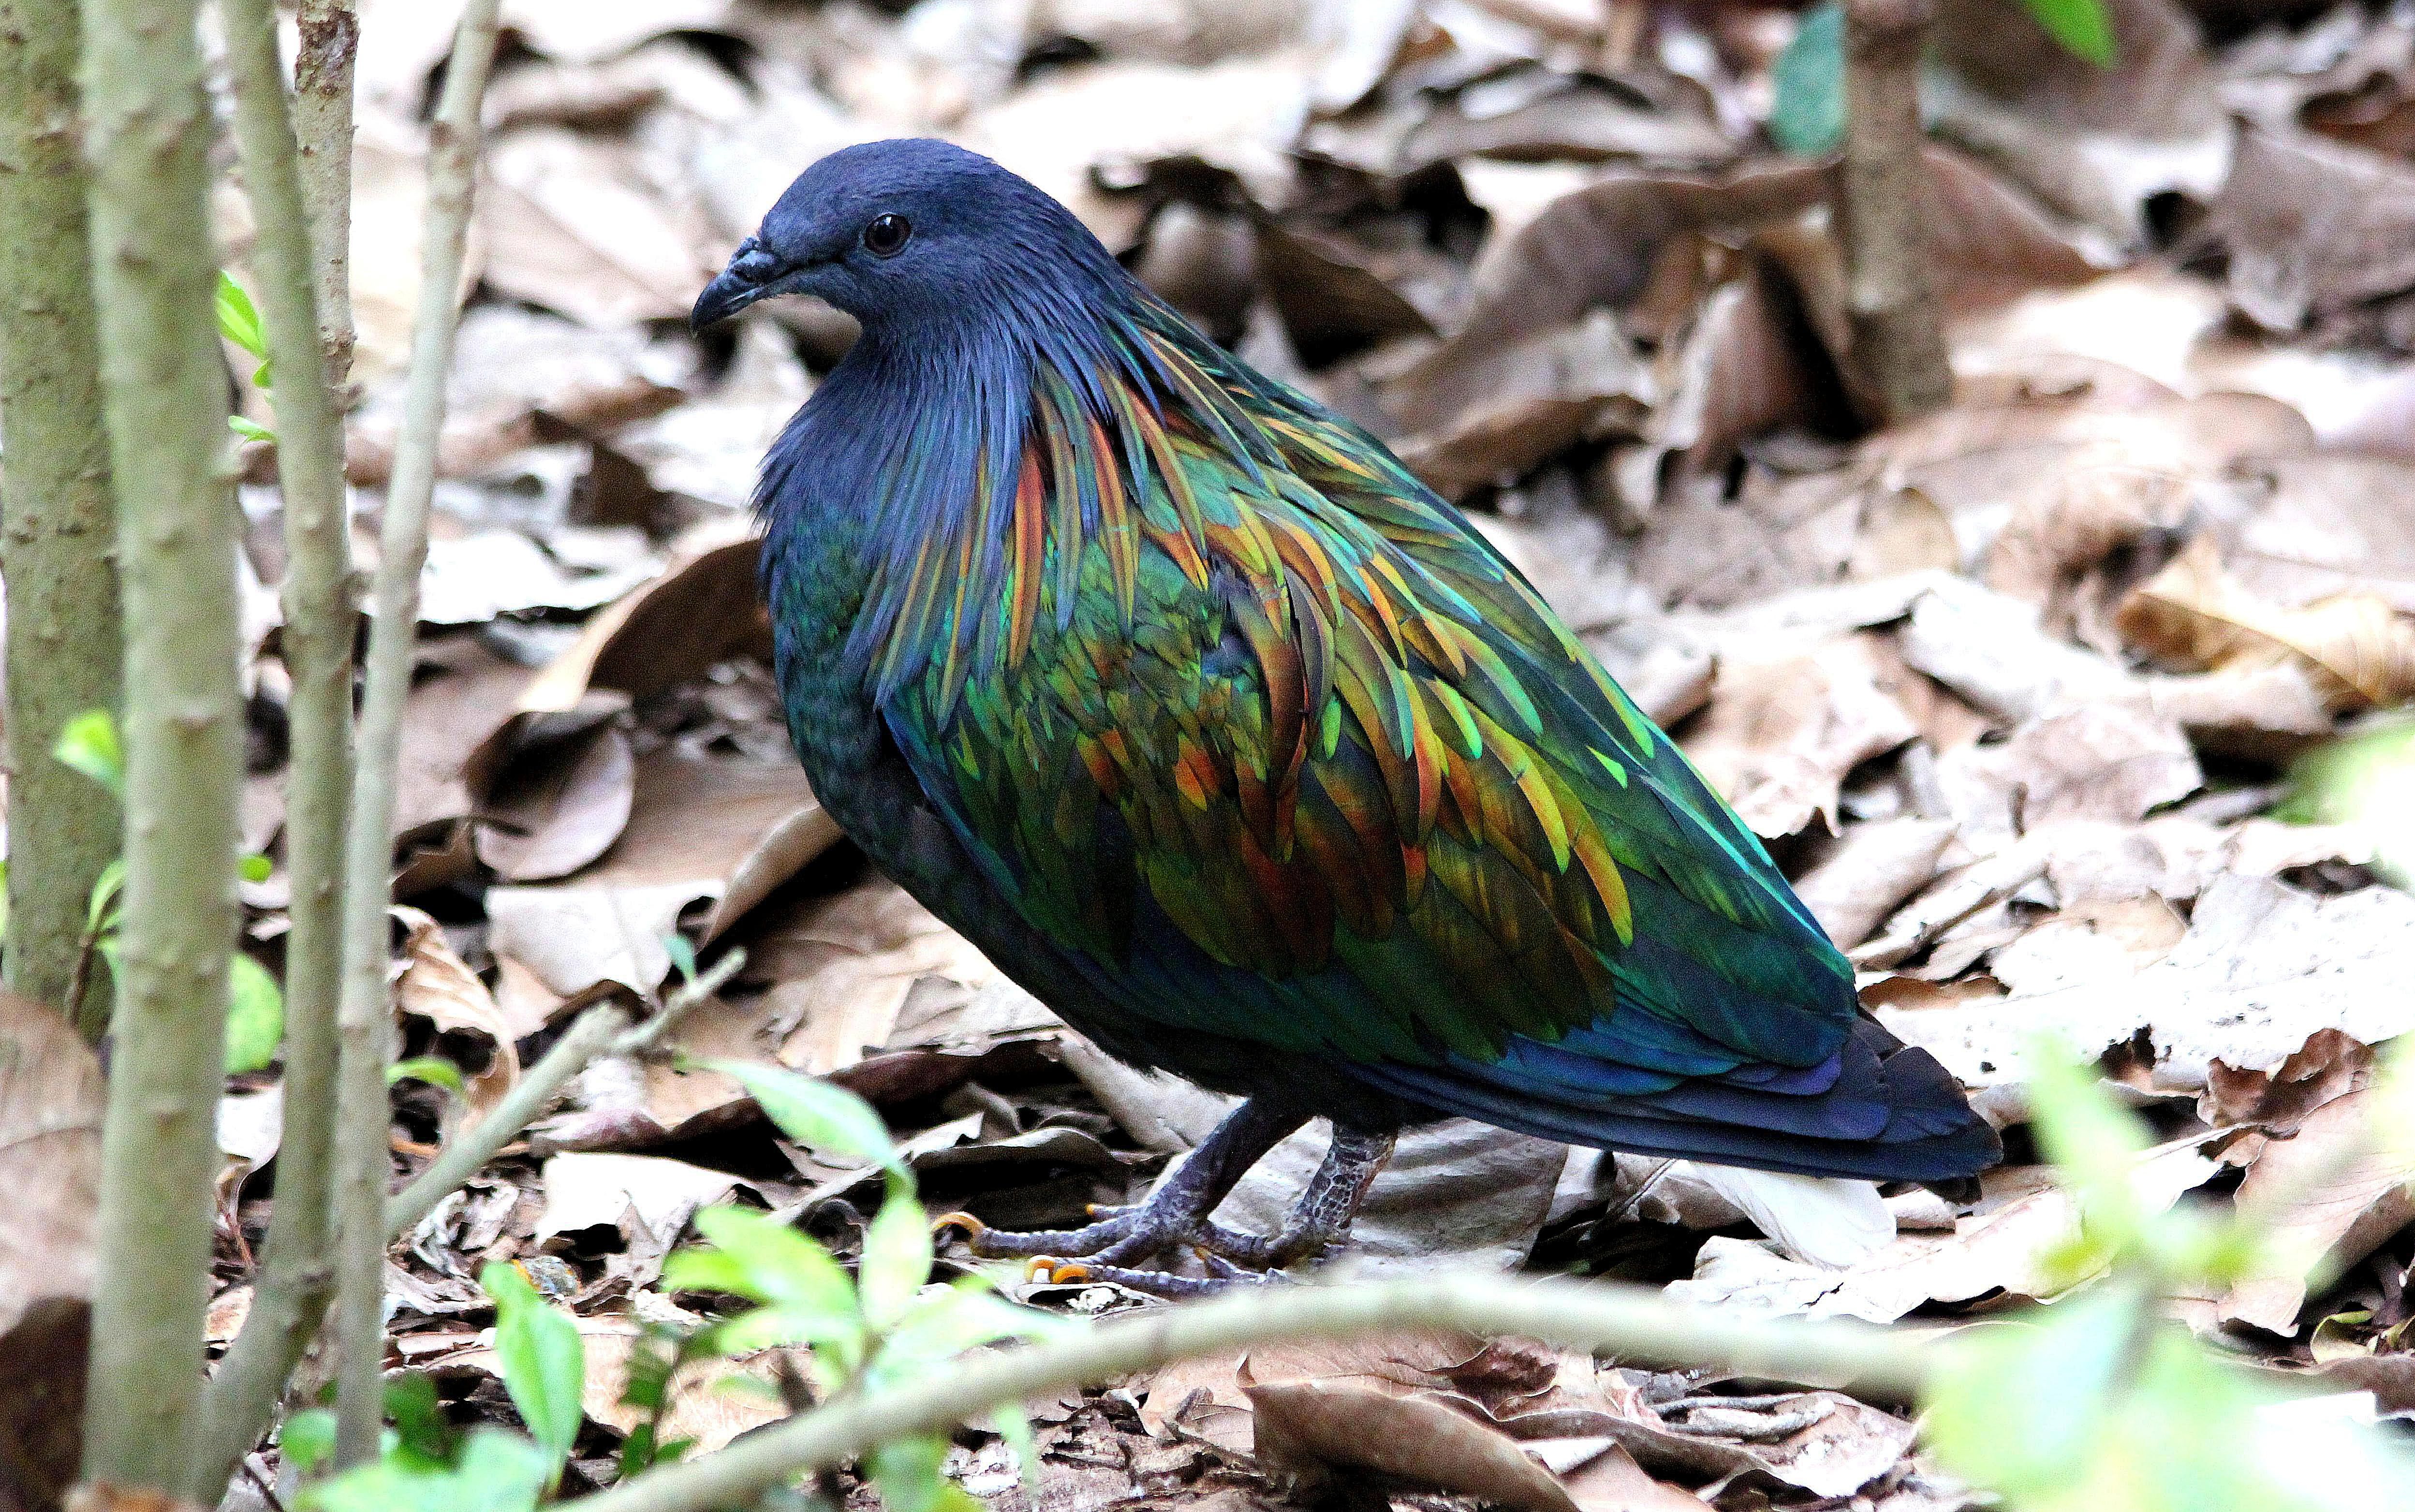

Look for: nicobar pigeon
[692,139,2000,1290]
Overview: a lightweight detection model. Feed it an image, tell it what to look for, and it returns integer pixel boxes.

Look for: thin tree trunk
[328,0,503,1467]
[0,0,122,1029]
[293,0,357,390]
[72,0,244,1492]
[190,0,356,1492]
[1839,0,1951,424]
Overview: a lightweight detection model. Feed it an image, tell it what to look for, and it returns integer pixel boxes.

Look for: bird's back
[762,253,1997,1187]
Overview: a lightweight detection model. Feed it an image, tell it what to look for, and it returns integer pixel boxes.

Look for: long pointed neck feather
[760,268,1282,718]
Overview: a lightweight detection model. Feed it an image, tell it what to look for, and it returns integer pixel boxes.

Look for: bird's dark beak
[691,238,781,333]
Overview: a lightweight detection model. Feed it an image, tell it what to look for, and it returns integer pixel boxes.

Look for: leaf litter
[114,1,2415,1510]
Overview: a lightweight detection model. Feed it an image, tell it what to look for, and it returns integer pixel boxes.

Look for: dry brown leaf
[1987,895,2187,998]
[1680,633,1922,839]
[2221,1087,2415,1335]
[2211,127,2415,333]
[1880,872,2415,1090]
[0,993,102,1339]
[581,1329,797,1457]
[392,632,546,843]
[2204,1028,2376,1135]
[476,722,639,884]
[1,1298,89,1512]
[1928,0,2227,243]
[2222,455,2415,614]
[534,1153,739,1275]
[1399,160,1831,419]
[1248,1380,1579,1512]
[1556,1442,1706,1512]
[1396,310,1652,499]
[479,127,717,327]
[1789,818,1958,949]
[1672,1134,2230,1322]
[1932,702,2201,849]
[2117,536,2415,711]
[395,907,525,1133]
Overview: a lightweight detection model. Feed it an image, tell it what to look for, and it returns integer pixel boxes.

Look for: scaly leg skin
[1192,1125,1396,1269]
[940,1109,1399,1298]
[937,1096,1308,1267]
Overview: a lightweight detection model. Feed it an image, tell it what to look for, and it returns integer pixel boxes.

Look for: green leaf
[1770,2,1844,156]
[663,1205,863,1365]
[302,1428,551,1512]
[2277,713,2415,888]
[868,1282,1072,1390]
[54,709,123,800]
[389,1056,466,1095]
[384,1374,458,1471]
[859,1180,933,1329]
[706,1060,907,1179]
[86,858,124,935]
[868,1435,982,1512]
[281,1409,338,1477]
[229,414,277,444]
[240,851,274,883]
[2017,0,2116,69]
[480,1262,586,1485]
[225,952,285,1074]
[217,271,271,367]
[663,932,698,985]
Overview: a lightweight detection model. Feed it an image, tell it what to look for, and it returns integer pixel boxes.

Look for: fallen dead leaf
[0,992,103,1338]
[2221,1088,2415,1335]
[394,906,527,1135]
[1881,872,2415,1089]
[1679,633,1922,839]
[2118,535,2415,711]
[1248,1380,1578,1512]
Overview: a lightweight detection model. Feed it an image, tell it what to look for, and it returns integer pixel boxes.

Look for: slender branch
[190,0,357,1492]
[1838,0,1951,423]
[72,0,243,1489]
[0,0,122,1029]
[387,948,749,1237]
[292,0,358,389]
[571,1275,1954,1512]
[385,1003,633,1237]
[328,0,504,1467]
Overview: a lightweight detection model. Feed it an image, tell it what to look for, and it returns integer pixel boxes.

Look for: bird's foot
[934,1201,1191,1267]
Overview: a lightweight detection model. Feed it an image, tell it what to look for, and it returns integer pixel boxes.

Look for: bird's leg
[939,1096,1308,1265]
[1193,1124,1396,1269]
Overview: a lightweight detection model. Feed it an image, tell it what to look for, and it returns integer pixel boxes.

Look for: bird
[692,138,1999,1290]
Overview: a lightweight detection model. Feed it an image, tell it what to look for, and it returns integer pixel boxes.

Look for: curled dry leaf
[534,1152,740,1268]
[579,1326,797,1457]
[1396,310,1653,499]
[395,907,524,1134]
[476,721,640,884]
[2220,1087,2415,1335]
[2203,1028,2376,1135]
[1248,1380,1578,1512]
[2117,536,2415,712]
[2222,455,2415,614]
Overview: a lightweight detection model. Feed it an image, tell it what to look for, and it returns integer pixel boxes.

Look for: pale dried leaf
[0,993,102,1336]
[2221,1088,2415,1334]
[1248,1380,1579,1512]
[1680,633,1922,839]
[2117,536,2415,711]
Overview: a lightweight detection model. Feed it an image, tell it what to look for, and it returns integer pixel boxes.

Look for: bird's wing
[875,299,1870,1109]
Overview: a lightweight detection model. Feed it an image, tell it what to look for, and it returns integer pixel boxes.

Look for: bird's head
[691,138,1120,340]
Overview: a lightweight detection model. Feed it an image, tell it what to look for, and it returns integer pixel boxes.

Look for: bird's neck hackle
[764,270,1282,719]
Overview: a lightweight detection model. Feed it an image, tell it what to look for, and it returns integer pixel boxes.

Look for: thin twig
[72,0,244,1488]
[292,0,359,390]
[190,0,358,1491]
[385,946,750,1237]
[570,1276,1954,1512]
[328,0,505,1467]
[385,1003,632,1238]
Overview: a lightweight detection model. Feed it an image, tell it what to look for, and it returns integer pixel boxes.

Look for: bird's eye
[863,213,911,258]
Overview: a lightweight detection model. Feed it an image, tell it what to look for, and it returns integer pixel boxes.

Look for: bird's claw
[930,1211,986,1241]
